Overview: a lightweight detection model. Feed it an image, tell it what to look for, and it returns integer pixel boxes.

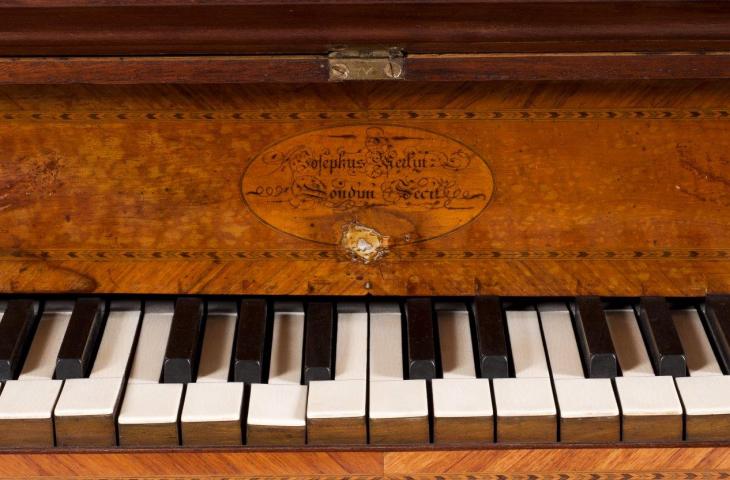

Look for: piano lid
[0,0,730,82]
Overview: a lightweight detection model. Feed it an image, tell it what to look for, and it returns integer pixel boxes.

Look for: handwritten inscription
[242,125,494,245]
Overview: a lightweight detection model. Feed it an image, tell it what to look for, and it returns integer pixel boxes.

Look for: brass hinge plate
[328,47,405,81]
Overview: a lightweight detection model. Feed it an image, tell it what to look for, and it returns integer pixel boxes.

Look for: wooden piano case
[1,1,730,478]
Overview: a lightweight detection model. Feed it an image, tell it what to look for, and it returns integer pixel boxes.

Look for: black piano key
[55,298,106,379]
[704,295,730,374]
[163,297,204,383]
[303,302,334,384]
[472,296,509,378]
[637,296,687,377]
[405,298,436,380]
[0,300,39,380]
[234,299,268,384]
[573,296,618,378]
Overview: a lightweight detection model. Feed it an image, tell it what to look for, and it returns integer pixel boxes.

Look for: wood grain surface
[1,81,730,296]
[0,447,730,478]
[0,2,729,56]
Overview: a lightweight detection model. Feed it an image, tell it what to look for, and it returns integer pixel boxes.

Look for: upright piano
[1,1,730,478]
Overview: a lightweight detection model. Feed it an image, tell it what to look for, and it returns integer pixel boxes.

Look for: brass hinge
[328,47,405,81]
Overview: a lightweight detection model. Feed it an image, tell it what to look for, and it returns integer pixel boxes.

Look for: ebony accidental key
[573,296,617,378]
[473,296,509,378]
[56,298,106,379]
[637,297,687,377]
[303,302,334,384]
[405,298,437,379]
[163,297,204,383]
[0,300,39,380]
[234,299,268,384]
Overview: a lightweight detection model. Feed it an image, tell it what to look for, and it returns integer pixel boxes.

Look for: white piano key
[614,375,683,415]
[672,308,722,376]
[369,379,428,419]
[369,303,403,381]
[54,377,124,416]
[127,301,174,384]
[0,379,63,419]
[247,383,308,426]
[432,304,492,434]
[431,378,492,417]
[334,303,368,381]
[268,302,304,385]
[196,302,237,383]
[605,308,655,377]
[540,303,619,433]
[436,304,476,379]
[553,378,619,418]
[539,303,584,379]
[89,301,142,379]
[118,383,184,424]
[493,377,555,416]
[306,303,367,428]
[307,379,366,419]
[181,382,244,422]
[54,302,141,440]
[19,301,73,380]
[506,309,549,378]
[673,307,730,434]
[676,375,730,415]
[607,308,683,426]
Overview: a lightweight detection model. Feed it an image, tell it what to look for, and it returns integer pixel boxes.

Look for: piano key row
[0,297,728,448]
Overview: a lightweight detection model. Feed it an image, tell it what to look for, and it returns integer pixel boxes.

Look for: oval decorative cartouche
[241,125,494,260]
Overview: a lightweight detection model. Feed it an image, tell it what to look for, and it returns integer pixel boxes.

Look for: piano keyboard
[1,296,730,448]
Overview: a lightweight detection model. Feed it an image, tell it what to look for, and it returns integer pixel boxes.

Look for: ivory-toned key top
[0,301,72,447]
[437,303,476,379]
[247,303,307,445]
[54,301,141,447]
[507,309,550,378]
[118,383,184,446]
[540,303,619,443]
[118,301,183,446]
[267,302,304,385]
[673,308,722,377]
[674,307,730,440]
[493,377,555,442]
[307,303,367,445]
[195,302,237,383]
[368,303,430,444]
[432,303,493,444]
[181,302,243,446]
[553,378,619,442]
[247,383,307,445]
[307,379,366,444]
[369,379,429,444]
[182,382,243,446]
[432,378,492,444]
[607,308,683,442]
[369,303,403,381]
[493,308,556,443]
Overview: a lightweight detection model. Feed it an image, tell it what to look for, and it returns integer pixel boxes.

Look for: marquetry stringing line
[0,474,728,480]
[396,474,730,480]
[0,249,729,262]
[0,110,729,123]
